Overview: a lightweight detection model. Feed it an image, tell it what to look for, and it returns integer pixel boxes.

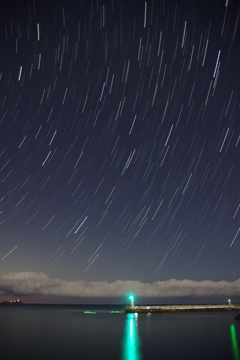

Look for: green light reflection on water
[230,324,240,360]
[121,313,143,360]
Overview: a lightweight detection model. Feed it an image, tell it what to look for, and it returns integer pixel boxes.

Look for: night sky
[0,0,240,301]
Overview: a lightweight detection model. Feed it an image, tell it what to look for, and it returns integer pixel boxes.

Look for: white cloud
[0,272,240,298]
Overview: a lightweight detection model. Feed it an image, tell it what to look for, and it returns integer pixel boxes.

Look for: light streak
[126,149,136,169]
[213,62,220,90]
[81,95,88,113]
[99,82,105,101]
[38,54,41,69]
[202,39,209,66]
[233,204,240,219]
[102,4,105,27]
[18,135,27,149]
[74,216,88,234]
[62,7,65,27]
[40,89,46,104]
[230,228,240,247]
[74,152,83,168]
[124,60,130,83]
[129,115,137,135]
[225,91,233,116]
[26,210,39,224]
[84,254,99,272]
[236,136,240,147]
[157,31,162,56]
[165,124,174,146]
[152,200,164,220]
[188,82,195,105]
[50,250,65,267]
[105,186,116,204]
[151,82,158,106]
[109,74,114,93]
[88,244,102,262]
[18,66,22,81]
[194,242,207,263]
[1,246,18,260]
[37,23,40,40]
[219,128,229,152]
[160,146,169,167]
[137,38,142,60]
[48,245,63,261]
[1,159,10,171]
[71,237,84,254]
[42,215,55,230]
[204,80,212,105]
[188,45,194,71]
[182,173,192,195]
[94,176,105,194]
[40,175,51,190]
[144,2,147,28]
[42,151,51,166]
[96,210,108,227]
[47,108,53,123]
[181,21,187,48]
[49,130,57,146]
[62,88,68,104]
[115,100,122,120]
[213,50,221,77]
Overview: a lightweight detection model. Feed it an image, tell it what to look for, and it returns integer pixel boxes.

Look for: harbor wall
[125,304,240,313]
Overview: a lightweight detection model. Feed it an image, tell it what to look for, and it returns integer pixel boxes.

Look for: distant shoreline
[0,301,23,305]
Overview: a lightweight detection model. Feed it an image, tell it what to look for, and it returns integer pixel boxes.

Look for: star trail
[0,0,240,295]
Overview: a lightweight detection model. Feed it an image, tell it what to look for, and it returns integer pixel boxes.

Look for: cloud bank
[0,272,240,299]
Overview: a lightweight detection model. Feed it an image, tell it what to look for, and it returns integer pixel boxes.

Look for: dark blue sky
[0,0,240,301]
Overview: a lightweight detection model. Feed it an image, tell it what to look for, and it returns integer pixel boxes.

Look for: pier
[125,295,240,313]
[125,304,240,313]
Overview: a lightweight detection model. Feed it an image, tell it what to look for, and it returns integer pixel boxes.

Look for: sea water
[0,305,240,360]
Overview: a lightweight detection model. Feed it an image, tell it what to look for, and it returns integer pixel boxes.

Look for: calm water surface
[1,305,240,360]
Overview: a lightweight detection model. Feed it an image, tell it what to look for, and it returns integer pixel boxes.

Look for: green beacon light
[228,299,231,305]
[129,295,135,309]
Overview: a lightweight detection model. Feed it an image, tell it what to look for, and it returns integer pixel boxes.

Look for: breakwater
[125,304,240,313]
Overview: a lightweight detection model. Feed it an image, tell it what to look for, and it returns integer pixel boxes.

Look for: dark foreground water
[1,304,240,360]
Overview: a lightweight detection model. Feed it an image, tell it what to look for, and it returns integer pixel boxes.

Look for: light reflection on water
[230,324,240,360]
[1,306,240,359]
[121,313,143,360]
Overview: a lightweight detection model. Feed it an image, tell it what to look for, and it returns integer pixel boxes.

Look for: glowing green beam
[84,311,96,314]
[230,324,240,360]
